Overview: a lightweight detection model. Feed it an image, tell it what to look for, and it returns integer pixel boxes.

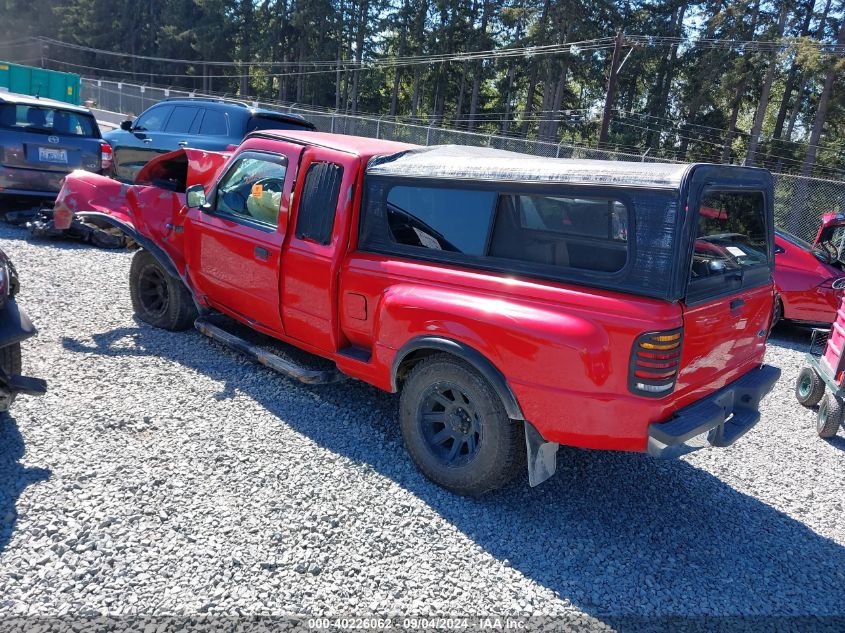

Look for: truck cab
[57,132,780,495]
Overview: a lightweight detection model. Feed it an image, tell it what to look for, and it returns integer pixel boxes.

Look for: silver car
[0,92,110,199]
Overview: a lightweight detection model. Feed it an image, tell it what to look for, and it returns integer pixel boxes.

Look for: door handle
[178,141,188,147]
[730,298,745,311]
[254,246,269,261]
[143,138,152,144]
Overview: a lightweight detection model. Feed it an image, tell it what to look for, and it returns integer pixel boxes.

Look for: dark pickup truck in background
[104,97,316,182]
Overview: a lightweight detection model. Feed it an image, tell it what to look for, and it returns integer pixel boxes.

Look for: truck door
[184,143,303,334]
[281,148,356,353]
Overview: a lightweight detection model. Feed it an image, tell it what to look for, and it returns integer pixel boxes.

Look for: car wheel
[816,393,843,438]
[772,296,783,328]
[0,342,22,411]
[399,353,525,496]
[129,249,196,331]
[795,367,825,408]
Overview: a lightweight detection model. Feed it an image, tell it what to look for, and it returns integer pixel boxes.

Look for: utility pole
[598,31,625,148]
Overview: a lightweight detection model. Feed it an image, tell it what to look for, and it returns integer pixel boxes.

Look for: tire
[771,297,783,329]
[0,342,22,411]
[129,249,196,331]
[816,393,844,438]
[399,353,525,496]
[795,367,825,408]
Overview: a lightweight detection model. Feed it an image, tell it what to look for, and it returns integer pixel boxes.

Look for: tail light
[628,329,683,397]
[100,142,113,172]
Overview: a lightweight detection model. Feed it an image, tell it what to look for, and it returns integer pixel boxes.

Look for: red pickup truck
[54,132,780,495]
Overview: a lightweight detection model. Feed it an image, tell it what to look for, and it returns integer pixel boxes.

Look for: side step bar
[194,317,342,385]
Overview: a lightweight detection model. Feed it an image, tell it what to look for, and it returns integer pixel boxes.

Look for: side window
[489,194,629,272]
[689,191,768,283]
[200,109,228,135]
[164,106,200,134]
[385,186,496,254]
[134,105,173,132]
[215,155,288,228]
[295,163,344,245]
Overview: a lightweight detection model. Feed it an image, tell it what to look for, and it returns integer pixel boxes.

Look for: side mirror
[708,260,727,273]
[186,184,208,210]
[120,120,133,131]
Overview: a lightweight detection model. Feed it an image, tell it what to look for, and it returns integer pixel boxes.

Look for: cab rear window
[0,104,98,138]
[246,116,313,133]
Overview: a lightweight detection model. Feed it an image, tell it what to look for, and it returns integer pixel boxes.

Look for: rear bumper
[647,364,781,457]
[0,165,66,196]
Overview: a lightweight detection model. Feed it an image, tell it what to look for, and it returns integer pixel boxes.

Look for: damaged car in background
[773,212,845,325]
[52,134,780,496]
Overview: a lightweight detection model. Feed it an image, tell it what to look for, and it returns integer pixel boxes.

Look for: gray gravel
[0,223,844,623]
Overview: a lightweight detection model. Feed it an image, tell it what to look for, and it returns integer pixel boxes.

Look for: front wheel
[796,367,825,408]
[129,249,196,331]
[399,354,525,496]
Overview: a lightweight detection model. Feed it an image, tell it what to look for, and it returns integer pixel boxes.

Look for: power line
[615,109,845,154]
[35,30,845,72]
[37,36,617,70]
[610,118,845,177]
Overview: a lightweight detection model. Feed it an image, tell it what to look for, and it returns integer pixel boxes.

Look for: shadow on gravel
[0,415,51,553]
[767,322,818,353]
[825,435,845,451]
[63,324,845,620]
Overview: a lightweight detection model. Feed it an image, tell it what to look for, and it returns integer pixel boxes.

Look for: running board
[194,317,342,385]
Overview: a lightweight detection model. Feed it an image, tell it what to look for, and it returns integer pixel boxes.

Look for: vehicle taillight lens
[100,142,113,172]
[629,329,683,397]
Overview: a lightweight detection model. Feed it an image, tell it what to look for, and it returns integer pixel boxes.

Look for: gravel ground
[0,223,844,625]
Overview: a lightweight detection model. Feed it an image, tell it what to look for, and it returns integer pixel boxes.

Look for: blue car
[0,92,108,199]
[105,97,316,182]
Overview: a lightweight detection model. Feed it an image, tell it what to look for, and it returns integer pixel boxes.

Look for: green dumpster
[0,62,81,105]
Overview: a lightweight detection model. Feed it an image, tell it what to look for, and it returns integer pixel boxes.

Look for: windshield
[777,230,814,252]
[0,103,98,138]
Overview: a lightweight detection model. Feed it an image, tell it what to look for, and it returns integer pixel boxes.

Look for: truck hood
[135,147,231,191]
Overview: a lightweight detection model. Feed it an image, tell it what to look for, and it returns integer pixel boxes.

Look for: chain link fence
[82,78,845,243]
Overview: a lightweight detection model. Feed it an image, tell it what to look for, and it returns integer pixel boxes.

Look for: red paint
[56,131,774,453]
[775,232,845,324]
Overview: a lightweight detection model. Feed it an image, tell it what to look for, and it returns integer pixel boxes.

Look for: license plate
[38,147,67,163]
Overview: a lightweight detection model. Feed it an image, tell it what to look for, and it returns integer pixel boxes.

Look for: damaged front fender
[53,147,232,286]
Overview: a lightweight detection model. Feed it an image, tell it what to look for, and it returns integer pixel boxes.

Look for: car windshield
[0,103,98,138]
[777,230,814,251]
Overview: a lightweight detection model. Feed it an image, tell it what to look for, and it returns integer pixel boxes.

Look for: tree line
[1,0,844,178]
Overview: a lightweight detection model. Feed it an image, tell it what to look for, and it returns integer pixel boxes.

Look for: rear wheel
[816,393,843,438]
[129,249,196,331]
[399,354,525,496]
[796,367,825,408]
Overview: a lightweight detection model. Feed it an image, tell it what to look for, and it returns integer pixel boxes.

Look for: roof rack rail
[162,96,251,108]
